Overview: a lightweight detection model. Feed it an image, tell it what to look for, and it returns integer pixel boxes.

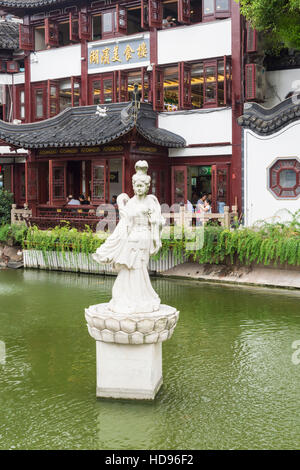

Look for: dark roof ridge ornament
[132,82,140,125]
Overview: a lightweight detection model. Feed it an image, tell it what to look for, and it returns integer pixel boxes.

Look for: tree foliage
[237,0,300,50]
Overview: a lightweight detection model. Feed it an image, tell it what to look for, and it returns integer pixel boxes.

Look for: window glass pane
[35,89,44,118]
[173,169,185,204]
[20,105,25,119]
[191,64,203,109]
[103,12,113,33]
[59,80,72,112]
[143,72,149,102]
[164,66,179,111]
[218,61,225,106]
[92,15,101,40]
[73,81,80,107]
[216,0,229,11]
[204,0,214,14]
[204,65,217,103]
[279,169,296,188]
[49,85,58,116]
[103,78,113,103]
[93,80,101,105]
[20,90,25,104]
[94,166,104,181]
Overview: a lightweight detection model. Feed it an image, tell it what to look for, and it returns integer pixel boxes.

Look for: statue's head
[132,160,151,196]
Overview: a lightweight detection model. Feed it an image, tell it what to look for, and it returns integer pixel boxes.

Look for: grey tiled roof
[0,102,186,149]
[0,21,19,49]
[237,95,300,135]
[0,0,66,8]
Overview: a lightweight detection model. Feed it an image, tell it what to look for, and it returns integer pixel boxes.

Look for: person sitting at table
[196,193,207,209]
[79,194,89,205]
[203,199,212,214]
[67,194,80,205]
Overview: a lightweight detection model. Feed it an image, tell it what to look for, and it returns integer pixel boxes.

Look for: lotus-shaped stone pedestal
[85,304,179,399]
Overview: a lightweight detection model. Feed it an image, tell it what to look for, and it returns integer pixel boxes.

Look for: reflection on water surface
[0,269,300,449]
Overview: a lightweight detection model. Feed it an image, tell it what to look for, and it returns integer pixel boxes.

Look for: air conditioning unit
[246,23,264,55]
[245,64,266,102]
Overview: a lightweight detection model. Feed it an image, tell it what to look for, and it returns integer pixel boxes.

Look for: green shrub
[21,211,300,267]
[0,224,28,246]
[0,190,13,225]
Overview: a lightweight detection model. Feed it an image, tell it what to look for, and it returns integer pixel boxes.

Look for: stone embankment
[161,262,300,290]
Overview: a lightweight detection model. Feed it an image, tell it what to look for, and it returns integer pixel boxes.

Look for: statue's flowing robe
[93,194,164,314]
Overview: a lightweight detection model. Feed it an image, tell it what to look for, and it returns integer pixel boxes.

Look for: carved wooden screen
[47,80,59,118]
[91,160,107,204]
[69,12,79,42]
[153,65,164,111]
[19,24,35,51]
[25,162,39,204]
[45,18,59,47]
[79,11,92,40]
[178,0,191,24]
[149,0,162,28]
[141,0,149,29]
[116,4,127,35]
[49,161,67,205]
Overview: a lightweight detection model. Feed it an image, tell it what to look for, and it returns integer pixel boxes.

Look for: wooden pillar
[25,156,38,216]
[10,164,14,201]
[23,15,32,123]
[230,0,243,215]
[49,159,53,205]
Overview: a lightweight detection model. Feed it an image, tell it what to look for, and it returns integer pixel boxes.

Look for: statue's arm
[117,193,130,219]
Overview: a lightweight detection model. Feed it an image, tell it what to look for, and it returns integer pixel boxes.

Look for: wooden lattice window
[92,164,105,200]
[269,159,300,199]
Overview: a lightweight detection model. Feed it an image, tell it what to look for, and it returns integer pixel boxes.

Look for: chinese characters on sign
[88,37,150,70]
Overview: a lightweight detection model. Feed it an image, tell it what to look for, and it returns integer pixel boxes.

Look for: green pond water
[0,268,300,450]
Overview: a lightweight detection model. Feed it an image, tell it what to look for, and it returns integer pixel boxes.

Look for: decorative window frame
[267,157,300,200]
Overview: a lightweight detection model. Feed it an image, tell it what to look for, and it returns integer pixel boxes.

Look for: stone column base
[96,341,163,400]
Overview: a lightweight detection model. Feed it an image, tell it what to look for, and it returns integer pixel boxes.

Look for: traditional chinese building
[0,0,297,227]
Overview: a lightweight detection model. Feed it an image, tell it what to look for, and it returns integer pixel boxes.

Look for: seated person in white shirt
[67,194,80,205]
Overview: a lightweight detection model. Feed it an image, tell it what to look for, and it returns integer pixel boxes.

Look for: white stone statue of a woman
[93,160,164,315]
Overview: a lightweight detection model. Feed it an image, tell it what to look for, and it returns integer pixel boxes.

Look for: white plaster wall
[0,73,25,85]
[158,19,231,65]
[265,69,300,108]
[158,108,232,148]
[30,44,81,82]
[244,122,300,226]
